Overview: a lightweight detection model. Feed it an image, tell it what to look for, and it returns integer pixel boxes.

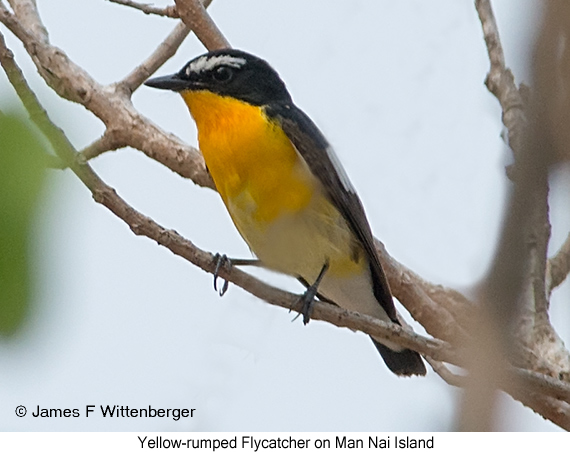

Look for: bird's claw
[293,286,318,325]
[291,261,329,325]
[213,253,231,296]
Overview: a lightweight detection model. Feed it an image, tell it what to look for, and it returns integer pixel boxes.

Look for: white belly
[226,187,399,351]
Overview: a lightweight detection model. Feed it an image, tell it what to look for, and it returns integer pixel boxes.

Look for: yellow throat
[181,90,316,225]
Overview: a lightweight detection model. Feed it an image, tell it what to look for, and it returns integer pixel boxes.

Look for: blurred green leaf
[0,112,47,336]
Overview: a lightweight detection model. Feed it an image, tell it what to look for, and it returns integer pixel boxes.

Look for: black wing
[264,103,399,323]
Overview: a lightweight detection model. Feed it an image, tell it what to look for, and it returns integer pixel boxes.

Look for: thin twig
[107,0,179,18]
[475,0,526,155]
[426,357,465,387]
[547,232,570,294]
[77,131,125,162]
[120,21,190,93]
[174,0,229,50]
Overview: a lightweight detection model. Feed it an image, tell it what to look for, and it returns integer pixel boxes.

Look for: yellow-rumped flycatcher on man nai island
[145,49,426,377]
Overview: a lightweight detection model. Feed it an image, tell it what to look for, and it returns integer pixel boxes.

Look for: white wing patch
[187,55,247,75]
[325,146,356,194]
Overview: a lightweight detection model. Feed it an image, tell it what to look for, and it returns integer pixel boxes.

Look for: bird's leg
[212,253,262,296]
[296,260,330,325]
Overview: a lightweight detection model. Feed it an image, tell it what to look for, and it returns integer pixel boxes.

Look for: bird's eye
[212,66,233,82]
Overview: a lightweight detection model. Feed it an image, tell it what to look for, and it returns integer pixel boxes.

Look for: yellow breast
[181,90,315,224]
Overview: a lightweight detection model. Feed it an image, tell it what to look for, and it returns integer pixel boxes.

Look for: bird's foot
[212,253,231,296]
[212,254,263,296]
[298,283,319,325]
[293,261,330,325]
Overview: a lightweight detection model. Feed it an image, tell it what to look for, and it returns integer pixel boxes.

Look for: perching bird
[145,49,426,376]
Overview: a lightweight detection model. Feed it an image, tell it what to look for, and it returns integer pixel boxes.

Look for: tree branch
[6,0,48,43]
[174,0,229,50]
[107,0,179,18]
[0,30,74,162]
[375,240,471,344]
[425,358,465,387]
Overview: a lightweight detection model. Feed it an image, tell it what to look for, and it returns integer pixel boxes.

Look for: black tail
[371,338,426,377]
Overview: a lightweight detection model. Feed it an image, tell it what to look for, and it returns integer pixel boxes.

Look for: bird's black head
[145,49,292,106]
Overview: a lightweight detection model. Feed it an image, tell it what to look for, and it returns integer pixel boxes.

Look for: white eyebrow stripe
[325,146,356,194]
[187,55,247,75]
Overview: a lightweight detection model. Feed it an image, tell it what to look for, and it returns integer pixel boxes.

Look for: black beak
[144,73,188,92]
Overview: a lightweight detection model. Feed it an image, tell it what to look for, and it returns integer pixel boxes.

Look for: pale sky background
[1,0,569,432]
